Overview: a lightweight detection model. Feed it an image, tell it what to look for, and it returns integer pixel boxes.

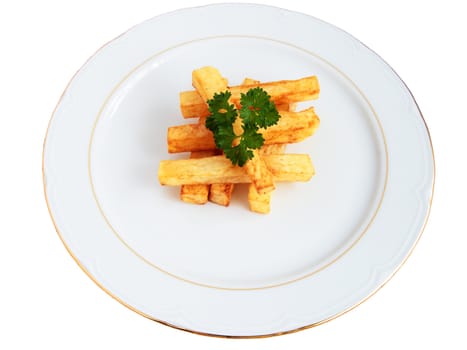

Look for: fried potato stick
[167,107,320,153]
[192,67,235,206]
[159,154,314,185]
[180,76,320,118]
[246,77,295,213]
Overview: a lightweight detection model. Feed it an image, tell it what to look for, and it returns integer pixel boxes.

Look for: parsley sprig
[205,87,280,166]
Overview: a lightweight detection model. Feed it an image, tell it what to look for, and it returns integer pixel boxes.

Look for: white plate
[43,3,434,337]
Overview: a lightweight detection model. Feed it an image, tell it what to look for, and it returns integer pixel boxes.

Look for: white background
[0,0,465,348]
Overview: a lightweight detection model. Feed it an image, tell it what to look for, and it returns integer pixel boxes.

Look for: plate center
[90,37,386,289]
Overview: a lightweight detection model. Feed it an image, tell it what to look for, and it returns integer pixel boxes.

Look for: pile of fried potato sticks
[158,66,320,213]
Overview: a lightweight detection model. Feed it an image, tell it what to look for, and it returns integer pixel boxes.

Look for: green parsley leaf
[239,87,280,129]
[205,87,280,167]
[222,143,254,167]
[205,91,237,150]
[241,127,264,149]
